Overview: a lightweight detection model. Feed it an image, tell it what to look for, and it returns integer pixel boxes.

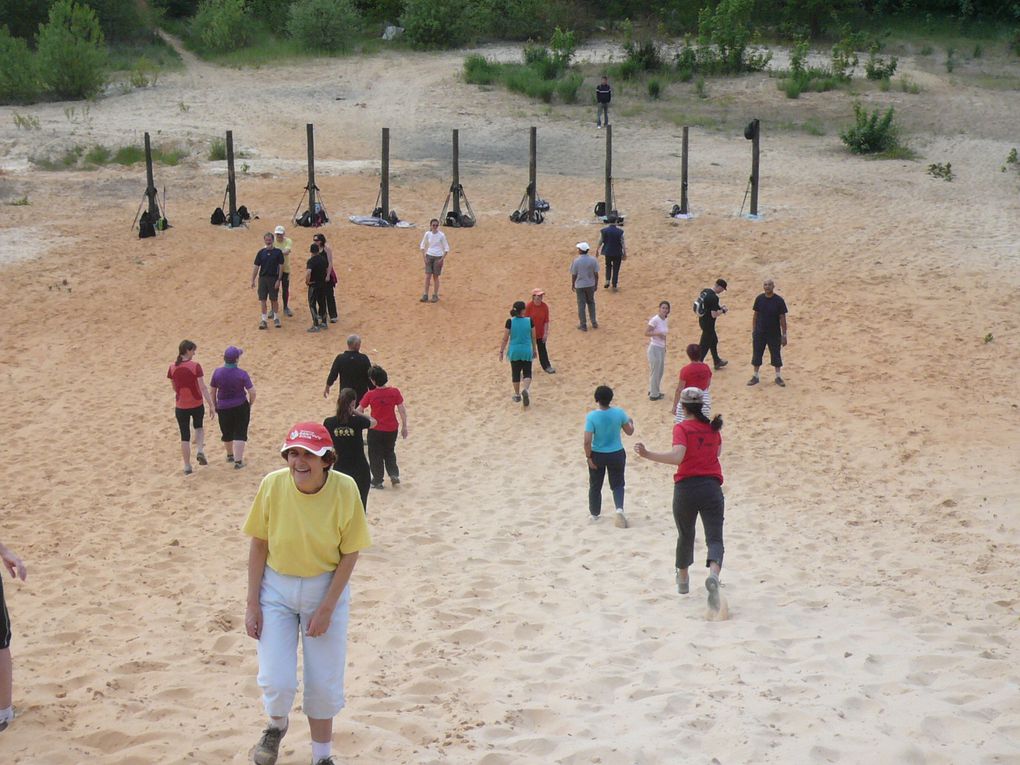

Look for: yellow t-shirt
[276,236,293,274]
[243,468,371,577]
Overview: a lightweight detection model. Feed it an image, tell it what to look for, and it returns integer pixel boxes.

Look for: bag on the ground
[139,211,156,238]
[693,287,713,317]
[237,205,251,221]
[210,207,226,225]
[594,201,606,217]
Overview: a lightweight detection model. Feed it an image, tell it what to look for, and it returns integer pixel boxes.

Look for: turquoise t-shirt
[584,407,630,453]
[507,316,534,361]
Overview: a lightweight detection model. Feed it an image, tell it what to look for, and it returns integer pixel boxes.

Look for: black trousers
[281,272,290,309]
[367,429,399,484]
[588,448,626,516]
[536,339,551,370]
[604,254,623,287]
[333,463,370,511]
[672,476,725,569]
[308,284,328,326]
[325,281,338,320]
[752,330,783,368]
[699,317,721,365]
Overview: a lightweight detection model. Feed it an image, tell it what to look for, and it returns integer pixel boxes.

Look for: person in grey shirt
[570,242,600,331]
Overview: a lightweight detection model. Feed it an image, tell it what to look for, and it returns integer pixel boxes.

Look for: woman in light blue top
[498,300,537,408]
[583,385,635,527]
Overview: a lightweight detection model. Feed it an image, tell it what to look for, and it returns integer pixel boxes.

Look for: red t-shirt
[167,360,204,409]
[673,419,723,484]
[523,301,550,340]
[360,386,404,432]
[679,361,712,391]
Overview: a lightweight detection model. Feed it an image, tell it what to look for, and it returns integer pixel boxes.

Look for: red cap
[280,422,334,457]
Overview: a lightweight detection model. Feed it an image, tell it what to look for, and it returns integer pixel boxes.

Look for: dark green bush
[86,0,151,42]
[402,0,473,48]
[85,144,112,164]
[0,27,39,105]
[555,71,582,102]
[192,0,252,53]
[208,137,226,161]
[865,47,898,80]
[36,0,108,100]
[647,77,661,99]
[0,0,52,41]
[840,102,899,155]
[623,39,664,73]
[479,0,546,41]
[696,0,771,74]
[464,54,500,84]
[287,0,363,52]
[151,0,200,19]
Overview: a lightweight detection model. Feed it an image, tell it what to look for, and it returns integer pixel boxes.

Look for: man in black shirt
[305,243,330,333]
[596,215,626,290]
[250,232,284,330]
[698,278,729,369]
[323,335,373,402]
[595,75,612,128]
[748,278,789,387]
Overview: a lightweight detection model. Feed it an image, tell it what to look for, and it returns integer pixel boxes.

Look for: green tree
[36,0,108,100]
[192,0,251,53]
[287,0,363,52]
[0,26,40,104]
[401,0,474,48]
[0,0,51,42]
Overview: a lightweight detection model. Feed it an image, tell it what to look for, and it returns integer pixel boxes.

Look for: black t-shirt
[752,293,788,334]
[306,252,329,286]
[326,351,372,401]
[323,414,371,472]
[254,247,284,278]
[701,289,721,324]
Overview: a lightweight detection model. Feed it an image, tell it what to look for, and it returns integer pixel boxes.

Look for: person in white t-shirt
[418,219,449,303]
[645,301,670,400]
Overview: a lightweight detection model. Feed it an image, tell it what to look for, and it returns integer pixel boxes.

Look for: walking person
[523,288,555,373]
[595,74,612,128]
[0,539,27,732]
[698,278,729,369]
[306,243,330,333]
[167,340,215,475]
[673,343,712,422]
[243,422,371,765]
[323,335,372,403]
[274,226,294,317]
[596,215,626,290]
[584,385,635,528]
[570,242,599,331]
[498,300,537,407]
[210,346,255,470]
[419,218,449,303]
[634,387,725,612]
[646,301,670,400]
[748,278,789,387]
[359,366,407,489]
[252,232,284,330]
[313,233,339,324]
[324,389,375,512]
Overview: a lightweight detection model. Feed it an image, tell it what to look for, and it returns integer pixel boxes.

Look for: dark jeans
[596,102,609,126]
[752,330,783,369]
[281,272,290,309]
[604,254,622,287]
[325,281,338,320]
[537,339,552,370]
[672,476,725,569]
[575,286,597,328]
[308,284,328,326]
[367,429,399,484]
[588,448,626,516]
[699,317,721,365]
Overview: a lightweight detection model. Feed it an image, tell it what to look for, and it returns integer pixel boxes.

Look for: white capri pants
[258,566,350,719]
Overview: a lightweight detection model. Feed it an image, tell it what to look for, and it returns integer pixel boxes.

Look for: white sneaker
[614,509,628,528]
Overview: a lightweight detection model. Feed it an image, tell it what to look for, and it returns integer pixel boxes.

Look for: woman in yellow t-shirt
[243,422,371,765]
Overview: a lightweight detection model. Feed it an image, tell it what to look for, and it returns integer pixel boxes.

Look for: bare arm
[780,314,788,345]
[305,267,312,287]
[325,244,334,272]
[397,403,408,438]
[0,542,27,580]
[751,310,758,332]
[306,551,360,637]
[633,442,686,465]
[583,431,596,470]
[251,264,259,287]
[244,537,269,639]
[531,325,537,357]
[673,375,686,415]
[622,418,635,436]
[498,327,510,359]
[247,385,256,407]
[199,377,215,411]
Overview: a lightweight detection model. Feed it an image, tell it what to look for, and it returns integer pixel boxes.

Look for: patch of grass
[464,54,500,85]
[107,37,183,72]
[668,112,722,131]
[927,161,954,181]
[8,196,30,206]
[84,145,112,165]
[178,101,190,112]
[879,76,891,91]
[899,77,921,94]
[919,43,934,55]
[647,78,661,99]
[776,68,841,99]
[32,145,85,171]
[801,117,825,136]
[113,145,146,165]
[12,113,40,130]
[880,144,918,161]
[209,137,227,161]
[462,46,581,105]
[695,77,708,98]
[972,43,983,58]
[945,46,956,72]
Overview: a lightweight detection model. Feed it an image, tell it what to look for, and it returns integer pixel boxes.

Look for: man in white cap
[274,226,294,317]
[570,242,599,331]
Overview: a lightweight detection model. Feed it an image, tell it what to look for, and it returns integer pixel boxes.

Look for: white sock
[268,717,287,732]
[261,313,267,321]
[616,507,625,513]
[311,740,331,762]
[0,706,14,722]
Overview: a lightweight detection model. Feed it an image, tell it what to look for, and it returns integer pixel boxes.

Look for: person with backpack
[252,232,284,330]
[595,75,612,128]
[596,215,626,291]
[696,278,729,369]
[305,243,330,333]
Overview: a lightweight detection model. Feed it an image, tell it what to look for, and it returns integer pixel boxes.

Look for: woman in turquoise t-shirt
[498,300,537,408]
[583,385,635,527]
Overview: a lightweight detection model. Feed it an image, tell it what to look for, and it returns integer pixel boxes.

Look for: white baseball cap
[576,242,590,252]
[274,225,286,235]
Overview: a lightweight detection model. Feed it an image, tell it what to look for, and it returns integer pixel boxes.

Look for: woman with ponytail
[324,388,376,510]
[498,300,537,407]
[167,340,215,475]
[634,387,725,612]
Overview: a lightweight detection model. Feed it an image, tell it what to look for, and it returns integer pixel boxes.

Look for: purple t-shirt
[211,366,253,409]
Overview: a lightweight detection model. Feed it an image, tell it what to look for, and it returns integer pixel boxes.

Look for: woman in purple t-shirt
[210,346,256,469]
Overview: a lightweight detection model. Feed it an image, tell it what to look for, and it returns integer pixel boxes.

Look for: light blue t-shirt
[584,407,630,453]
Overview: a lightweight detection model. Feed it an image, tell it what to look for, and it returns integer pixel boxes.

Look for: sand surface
[1,38,1019,764]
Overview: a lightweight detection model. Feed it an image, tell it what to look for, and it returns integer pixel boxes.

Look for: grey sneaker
[675,569,689,594]
[195,451,208,466]
[253,726,286,765]
[284,307,294,317]
[259,320,268,330]
[234,460,245,470]
[274,317,282,328]
[521,389,530,407]
[706,574,720,611]
[314,758,337,765]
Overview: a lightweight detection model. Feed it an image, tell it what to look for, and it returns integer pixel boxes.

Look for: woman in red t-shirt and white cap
[634,387,725,612]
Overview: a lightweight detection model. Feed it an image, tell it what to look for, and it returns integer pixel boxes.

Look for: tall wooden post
[225,130,237,225]
[680,126,689,215]
[306,123,317,217]
[604,125,613,216]
[528,126,537,219]
[380,127,390,218]
[451,129,461,216]
[750,119,760,216]
[143,132,158,219]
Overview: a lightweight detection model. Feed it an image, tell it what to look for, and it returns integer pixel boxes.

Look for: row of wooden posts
[138,121,762,229]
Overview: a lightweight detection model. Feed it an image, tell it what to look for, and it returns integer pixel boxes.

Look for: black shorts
[257,274,280,301]
[510,359,533,382]
[175,405,205,441]
[217,401,250,442]
[1,575,11,650]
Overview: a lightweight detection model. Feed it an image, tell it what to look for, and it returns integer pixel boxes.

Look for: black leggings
[174,405,204,441]
[281,272,290,309]
[510,359,533,383]
[536,339,551,370]
[367,429,399,484]
[672,476,725,569]
[217,401,250,442]
[308,284,328,325]
[0,575,11,649]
